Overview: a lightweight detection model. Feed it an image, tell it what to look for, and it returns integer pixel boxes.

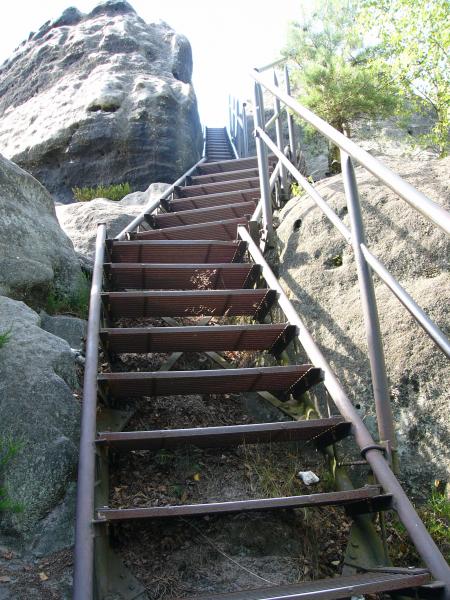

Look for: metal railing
[228,95,249,158]
[229,59,450,591]
[238,62,450,451]
[74,150,208,598]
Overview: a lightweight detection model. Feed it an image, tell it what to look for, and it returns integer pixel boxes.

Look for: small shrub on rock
[0,329,11,349]
[46,272,91,319]
[72,182,132,202]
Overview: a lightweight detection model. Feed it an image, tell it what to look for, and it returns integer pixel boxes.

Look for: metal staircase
[73,66,450,600]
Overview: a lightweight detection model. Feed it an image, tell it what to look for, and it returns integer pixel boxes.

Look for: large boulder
[55,182,171,267]
[0,296,80,541]
[277,156,450,492]
[0,154,83,306]
[0,0,203,202]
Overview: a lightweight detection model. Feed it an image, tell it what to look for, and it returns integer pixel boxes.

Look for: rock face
[277,156,450,492]
[0,296,80,540]
[0,153,83,306]
[0,0,203,202]
[40,314,87,351]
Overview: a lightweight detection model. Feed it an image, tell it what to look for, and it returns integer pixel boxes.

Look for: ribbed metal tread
[100,324,297,354]
[98,365,323,399]
[175,177,260,198]
[166,189,260,212]
[96,416,350,450]
[197,155,276,175]
[131,217,248,241]
[101,289,277,319]
[107,240,247,264]
[189,167,260,185]
[96,486,389,522]
[172,571,432,600]
[104,263,261,291]
[148,201,256,228]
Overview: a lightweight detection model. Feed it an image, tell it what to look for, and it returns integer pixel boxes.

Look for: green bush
[46,273,91,319]
[72,182,132,202]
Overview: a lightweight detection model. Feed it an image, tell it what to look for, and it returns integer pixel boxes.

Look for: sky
[0,0,300,125]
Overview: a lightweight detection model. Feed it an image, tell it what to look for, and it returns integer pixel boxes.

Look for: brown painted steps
[96,486,392,522]
[96,416,349,451]
[171,571,434,600]
[197,155,276,175]
[163,189,259,212]
[189,167,260,185]
[130,216,249,241]
[104,263,261,290]
[174,176,260,198]
[101,289,277,320]
[147,201,256,229]
[99,323,297,355]
[107,240,248,264]
[98,365,324,400]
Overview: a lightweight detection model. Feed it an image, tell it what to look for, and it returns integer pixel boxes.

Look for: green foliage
[0,437,23,513]
[0,329,11,349]
[46,273,91,319]
[72,182,132,202]
[284,0,398,170]
[359,0,450,155]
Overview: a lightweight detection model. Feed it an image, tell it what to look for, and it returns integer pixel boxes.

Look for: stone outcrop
[0,153,83,306]
[0,296,80,541]
[0,0,203,202]
[277,156,450,492]
[55,182,170,267]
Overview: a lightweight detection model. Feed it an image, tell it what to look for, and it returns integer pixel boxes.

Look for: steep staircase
[77,126,444,600]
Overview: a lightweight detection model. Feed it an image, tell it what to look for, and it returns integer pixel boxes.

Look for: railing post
[73,223,107,600]
[341,151,397,469]
[284,65,296,158]
[273,71,288,197]
[236,99,243,156]
[252,81,273,234]
[242,102,248,157]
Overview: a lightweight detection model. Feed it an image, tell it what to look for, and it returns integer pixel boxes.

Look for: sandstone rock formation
[56,182,171,267]
[0,0,203,202]
[0,296,80,540]
[0,153,83,306]
[277,156,450,492]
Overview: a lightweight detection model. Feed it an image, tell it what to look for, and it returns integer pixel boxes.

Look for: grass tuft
[72,182,132,202]
[0,329,12,349]
[46,273,91,319]
[0,437,24,513]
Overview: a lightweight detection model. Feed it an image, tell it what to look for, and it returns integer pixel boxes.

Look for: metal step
[197,155,276,175]
[104,263,261,290]
[96,416,350,450]
[98,365,323,399]
[148,201,256,228]
[189,167,260,184]
[101,288,277,319]
[161,571,432,600]
[96,486,390,522]
[165,189,259,212]
[131,217,249,241]
[100,323,297,354]
[107,240,247,264]
[175,176,260,198]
